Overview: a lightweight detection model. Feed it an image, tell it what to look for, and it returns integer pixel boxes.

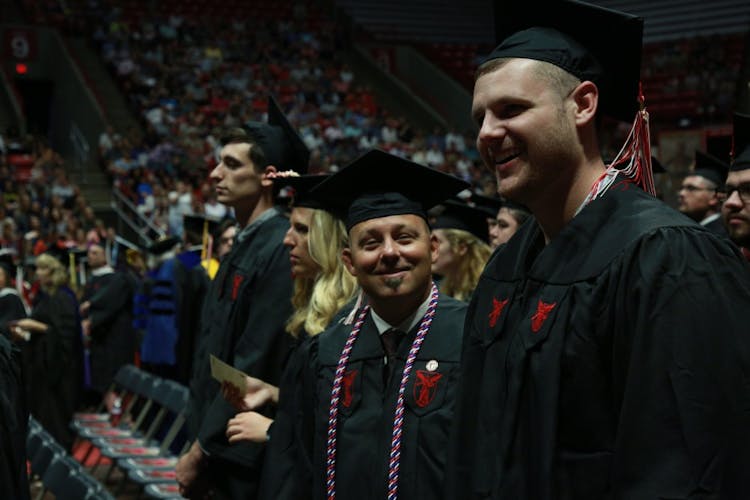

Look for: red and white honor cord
[325,283,439,500]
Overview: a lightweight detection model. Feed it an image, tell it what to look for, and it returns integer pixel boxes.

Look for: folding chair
[29,434,66,487]
[31,439,67,500]
[41,455,96,500]
[144,481,186,499]
[72,364,140,427]
[86,376,165,474]
[120,384,192,495]
[76,370,159,465]
[98,380,189,486]
[72,366,152,437]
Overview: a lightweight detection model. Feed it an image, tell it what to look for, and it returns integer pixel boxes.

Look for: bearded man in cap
[678,150,730,237]
[263,150,470,500]
[723,111,750,260]
[447,1,750,498]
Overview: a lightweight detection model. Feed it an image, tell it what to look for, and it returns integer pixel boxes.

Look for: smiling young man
[176,96,308,499]
[447,1,750,498]
[267,149,470,500]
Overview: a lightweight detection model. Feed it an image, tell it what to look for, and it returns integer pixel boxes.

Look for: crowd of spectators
[1,131,113,269]
[77,1,497,226]
[10,1,748,247]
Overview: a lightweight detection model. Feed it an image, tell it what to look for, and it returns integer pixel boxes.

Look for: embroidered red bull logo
[414,369,443,408]
[342,369,358,408]
[531,299,557,332]
[231,274,244,301]
[488,297,509,327]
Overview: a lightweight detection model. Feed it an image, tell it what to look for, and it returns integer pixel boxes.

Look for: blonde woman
[431,200,493,302]
[10,250,82,450]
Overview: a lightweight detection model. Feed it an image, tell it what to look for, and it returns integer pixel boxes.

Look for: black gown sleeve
[0,335,30,500]
[608,228,750,497]
[258,335,317,500]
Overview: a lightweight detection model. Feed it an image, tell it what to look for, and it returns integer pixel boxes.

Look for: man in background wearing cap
[271,150,469,500]
[448,1,750,498]
[471,194,531,250]
[79,242,137,405]
[177,97,304,499]
[678,150,730,237]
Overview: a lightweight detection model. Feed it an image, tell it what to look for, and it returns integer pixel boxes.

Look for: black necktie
[382,328,405,357]
[381,328,405,385]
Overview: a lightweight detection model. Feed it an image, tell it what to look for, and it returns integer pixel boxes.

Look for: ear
[261,165,277,188]
[341,247,357,277]
[457,242,469,257]
[429,233,439,264]
[571,81,598,127]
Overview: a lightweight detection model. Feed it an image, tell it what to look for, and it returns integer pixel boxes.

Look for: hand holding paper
[209,354,248,395]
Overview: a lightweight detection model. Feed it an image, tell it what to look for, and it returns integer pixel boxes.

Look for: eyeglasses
[724,184,750,204]
[680,185,716,193]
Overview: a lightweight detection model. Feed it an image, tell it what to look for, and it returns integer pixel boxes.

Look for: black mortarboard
[34,245,86,269]
[691,150,728,187]
[183,214,222,241]
[432,199,490,243]
[308,149,470,230]
[40,245,69,267]
[470,193,503,218]
[243,96,310,173]
[142,236,181,256]
[486,0,643,122]
[0,248,17,279]
[651,156,666,174]
[731,112,750,172]
[273,174,330,210]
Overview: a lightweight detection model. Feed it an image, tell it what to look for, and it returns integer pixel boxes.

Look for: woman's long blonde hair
[437,228,491,302]
[286,210,358,337]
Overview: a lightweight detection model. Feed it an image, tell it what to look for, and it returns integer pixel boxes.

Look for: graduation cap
[470,193,503,218]
[141,236,181,256]
[651,156,666,174]
[274,174,330,210]
[691,150,728,188]
[183,214,222,241]
[731,111,750,171]
[486,0,644,122]
[35,244,85,267]
[432,199,490,243]
[242,96,310,173]
[308,149,471,230]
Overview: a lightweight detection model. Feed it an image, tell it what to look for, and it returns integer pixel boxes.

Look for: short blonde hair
[35,253,68,292]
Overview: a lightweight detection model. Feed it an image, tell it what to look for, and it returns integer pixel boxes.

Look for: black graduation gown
[23,288,82,450]
[0,288,27,339]
[187,208,294,499]
[0,335,30,500]
[285,294,466,500]
[81,269,137,393]
[174,255,209,385]
[446,180,750,499]
[258,299,360,500]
